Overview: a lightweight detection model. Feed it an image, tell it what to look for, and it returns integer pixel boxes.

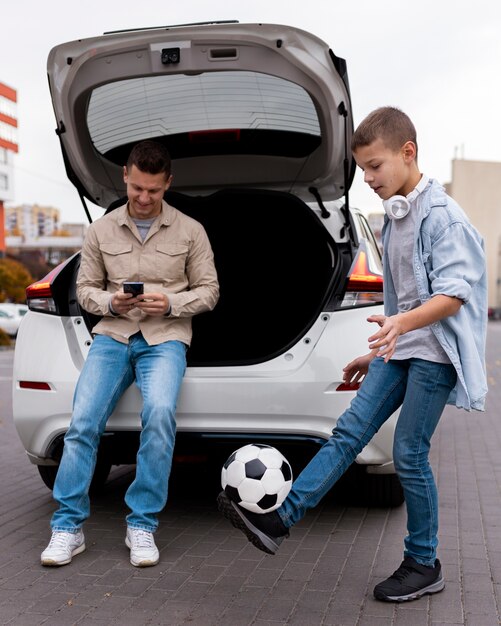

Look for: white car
[0,303,28,337]
[12,21,402,505]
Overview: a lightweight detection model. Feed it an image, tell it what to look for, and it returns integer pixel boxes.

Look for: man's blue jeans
[51,333,186,533]
[277,357,457,566]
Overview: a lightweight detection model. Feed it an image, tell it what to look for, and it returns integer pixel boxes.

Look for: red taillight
[346,249,384,292]
[339,239,384,309]
[25,265,61,299]
[19,381,52,390]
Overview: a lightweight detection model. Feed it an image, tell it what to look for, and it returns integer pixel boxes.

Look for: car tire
[362,473,404,508]
[332,466,405,508]
[37,458,112,493]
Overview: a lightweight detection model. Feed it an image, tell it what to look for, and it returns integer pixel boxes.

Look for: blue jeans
[277,357,457,566]
[51,333,186,533]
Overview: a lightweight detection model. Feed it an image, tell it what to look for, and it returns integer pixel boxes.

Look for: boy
[217,107,487,602]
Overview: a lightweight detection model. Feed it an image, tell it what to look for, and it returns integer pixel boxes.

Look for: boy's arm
[367,295,462,362]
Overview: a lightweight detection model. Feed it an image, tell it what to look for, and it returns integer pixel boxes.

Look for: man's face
[353,138,416,200]
[123,164,172,219]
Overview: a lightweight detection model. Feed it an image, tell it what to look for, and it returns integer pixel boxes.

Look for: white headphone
[383,175,429,219]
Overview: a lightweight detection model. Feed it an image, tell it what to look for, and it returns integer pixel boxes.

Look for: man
[41,140,219,567]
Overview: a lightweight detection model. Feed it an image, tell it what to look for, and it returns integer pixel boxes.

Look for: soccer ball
[221,444,293,514]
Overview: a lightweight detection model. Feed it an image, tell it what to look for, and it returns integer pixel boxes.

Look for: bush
[0,328,11,347]
[0,258,34,303]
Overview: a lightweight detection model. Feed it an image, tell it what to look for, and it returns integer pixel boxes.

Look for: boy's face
[353,137,417,200]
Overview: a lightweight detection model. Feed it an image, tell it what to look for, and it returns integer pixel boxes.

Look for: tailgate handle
[209,48,238,60]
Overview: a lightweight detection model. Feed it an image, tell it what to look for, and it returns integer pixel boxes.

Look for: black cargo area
[101,188,338,366]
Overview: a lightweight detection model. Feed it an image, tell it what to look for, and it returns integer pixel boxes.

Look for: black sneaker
[374,556,445,602]
[217,491,289,554]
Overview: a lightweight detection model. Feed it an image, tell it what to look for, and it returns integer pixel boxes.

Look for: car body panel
[13,304,394,466]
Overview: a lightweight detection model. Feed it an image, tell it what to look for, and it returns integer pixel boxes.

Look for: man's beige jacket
[76,200,219,346]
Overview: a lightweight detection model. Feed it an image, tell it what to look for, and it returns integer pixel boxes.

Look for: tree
[0,258,34,303]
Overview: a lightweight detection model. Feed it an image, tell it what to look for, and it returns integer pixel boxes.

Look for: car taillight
[339,239,384,309]
[25,264,64,314]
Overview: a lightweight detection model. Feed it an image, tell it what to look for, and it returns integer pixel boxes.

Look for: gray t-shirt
[132,217,155,242]
[386,193,450,363]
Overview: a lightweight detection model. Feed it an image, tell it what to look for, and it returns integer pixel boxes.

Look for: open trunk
[76,188,341,366]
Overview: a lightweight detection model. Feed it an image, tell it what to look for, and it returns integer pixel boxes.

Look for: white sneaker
[125,528,159,567]
[41,529,86,566]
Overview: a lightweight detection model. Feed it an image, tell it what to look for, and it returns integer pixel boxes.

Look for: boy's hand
[343,352,376,386]
[367,314,405,362]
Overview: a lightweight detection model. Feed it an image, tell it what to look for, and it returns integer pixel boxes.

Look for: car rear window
[87,71,321,163]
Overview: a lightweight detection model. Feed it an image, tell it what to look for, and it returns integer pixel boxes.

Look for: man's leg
[123,337,186,565]
[218,357,409,553]
[373,358,457,602]
[51,335,134,530]
[42,335,134,566]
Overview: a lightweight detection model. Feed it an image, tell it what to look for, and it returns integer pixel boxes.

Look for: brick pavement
[0,324,500,626]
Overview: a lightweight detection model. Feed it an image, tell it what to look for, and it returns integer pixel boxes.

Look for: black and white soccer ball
[221,444,293,513]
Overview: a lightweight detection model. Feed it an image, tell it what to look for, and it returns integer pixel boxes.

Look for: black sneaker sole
[374,576,445,602]
[217,492,284,555]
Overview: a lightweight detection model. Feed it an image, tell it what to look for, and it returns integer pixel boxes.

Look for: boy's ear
[402,141,417,162]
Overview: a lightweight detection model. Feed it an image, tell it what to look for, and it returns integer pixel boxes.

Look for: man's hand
[135,292,170,316]
[367,314,404,362]
[110,291,138,315]
[343,352,377,386]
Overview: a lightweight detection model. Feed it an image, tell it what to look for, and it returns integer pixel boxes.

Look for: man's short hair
[126,140,172,177]
[351,107,418,155]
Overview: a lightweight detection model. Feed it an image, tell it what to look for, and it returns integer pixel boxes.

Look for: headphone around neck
[383,175,429,219]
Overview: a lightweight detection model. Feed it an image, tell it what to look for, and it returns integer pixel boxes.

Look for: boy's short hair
[351,106,418,155]
[126,140,172,177]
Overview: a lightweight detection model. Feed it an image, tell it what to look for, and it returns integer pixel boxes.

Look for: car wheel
[331,465,405,508]
[361,473,404,508]
[37,457,112,493]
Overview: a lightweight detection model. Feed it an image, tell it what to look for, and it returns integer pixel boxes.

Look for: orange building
[0,81,18,258]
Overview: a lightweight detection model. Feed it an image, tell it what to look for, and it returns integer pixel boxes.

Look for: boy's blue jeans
[278,357,457,566]
[51,333,186,533]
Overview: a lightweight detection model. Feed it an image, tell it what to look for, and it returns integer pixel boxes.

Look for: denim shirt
[381,178,487,411]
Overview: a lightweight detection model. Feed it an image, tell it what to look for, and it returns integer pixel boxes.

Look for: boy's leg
[392,359,457,565]
[278,357,409,527]
[218,357,409,553]
[124,338,186,533]
[51,335,134,531]
[373,358,457,602]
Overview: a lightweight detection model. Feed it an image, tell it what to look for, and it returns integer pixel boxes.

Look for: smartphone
[123,281,144,296]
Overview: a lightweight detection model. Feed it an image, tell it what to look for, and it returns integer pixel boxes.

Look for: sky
[2,0,501,223]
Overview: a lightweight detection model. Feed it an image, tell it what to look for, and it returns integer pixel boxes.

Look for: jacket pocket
[156,243,189,283]
[99,243,133,280]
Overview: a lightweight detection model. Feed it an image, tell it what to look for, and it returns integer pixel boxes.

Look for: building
[6,204,61,239]
[0,81,18,258]
[5,204,85,265]
[445,159,501,312]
